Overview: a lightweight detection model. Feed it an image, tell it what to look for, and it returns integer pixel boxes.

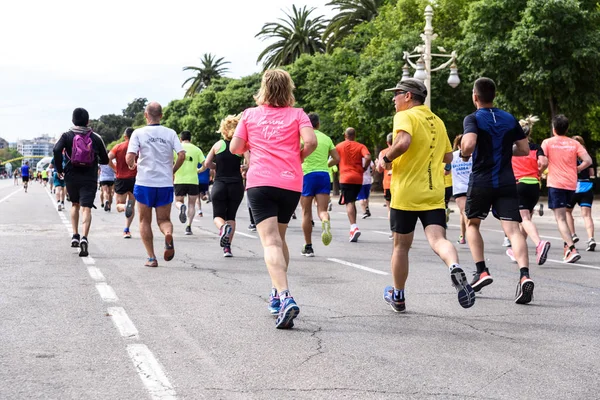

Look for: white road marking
[81,256,95,265]
[127,344,177,400]
[87,266,105,281]
[547,259,600,271]
[373,231,391,235]
[96,283,119,302]
[328,258,389,275]
[0,188,21,204]
[235,231,257,239]
[107,307,139,339]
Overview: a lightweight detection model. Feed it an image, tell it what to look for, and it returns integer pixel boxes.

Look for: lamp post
[402,5,460,108]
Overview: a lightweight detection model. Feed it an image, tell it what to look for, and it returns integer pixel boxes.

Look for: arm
[383,131,412,169]
[362,153,372,171]
[537,155,548,176]
[53,134,66,174]
[204,143,218,170]
[300,126,317,161]
[443,152,453,164]
[230,137,247,155]
[512,138,529,156]
[96,135,109,165]
[460,133,477,160]
[173,151,186,174]
[242,151,250,172]
[327,148,340,168]
[108,151,117,172]
[589,167,596,179]
[577,153,593,173]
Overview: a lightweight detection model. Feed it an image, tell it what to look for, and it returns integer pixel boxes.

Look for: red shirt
[336,140,370,185]
[377,148,392,190]
[512,143,544,181]
[110,141,137,180]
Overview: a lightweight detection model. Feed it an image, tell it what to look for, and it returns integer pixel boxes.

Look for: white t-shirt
[362,159,374,185]
[451,150,473,195]
[127,125,184,188]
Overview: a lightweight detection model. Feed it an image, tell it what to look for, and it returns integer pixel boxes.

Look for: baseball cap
[384,78,427,98]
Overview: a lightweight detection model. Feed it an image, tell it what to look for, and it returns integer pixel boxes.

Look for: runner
[99,164,116,212]
[21,161,30,193]
[299,112,339,256]
[380,78,475,312]
[49,155,66,211]
[108,127,137,238]
[376,133,393,238]
[336,128,371,242]
[126,102,185,267]
[450,134,472,245]
[460,77,534,304]
[196,166,210,217]
[13,169,19,186]
[230,69,317,329]
[47,164,55,193]
[506,115,551,265]
[542,116,592,263]
[53,107,110,257]
[358,158,374,219]
[205,115,248,257]
[173,130,205,235]
[41,168,48,187]
[566,136,596,251]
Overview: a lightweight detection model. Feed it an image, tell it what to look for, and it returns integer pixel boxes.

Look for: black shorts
[43,178,48,182]
[66,181,97,208]
[99,180,114,187]
[115,178,135,195]
[390,208,446,234]
[465,185,521,222]
[198,183,209,193]
[247,186,301,225]
[338,183,362,205]
[445,186,453,207]
[517,183,540,213]
[568,190,594,209]
[384,188,392,202]
[174,184,200,197]
[211,180,245,221]
[22,176,29,182]
[454,192,467,198]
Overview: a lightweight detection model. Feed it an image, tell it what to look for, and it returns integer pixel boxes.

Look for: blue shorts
[548,187,575,209]
[357,184,372,201]
[53,178,65,187]
[134,185,173,208]
[302,171,330,197]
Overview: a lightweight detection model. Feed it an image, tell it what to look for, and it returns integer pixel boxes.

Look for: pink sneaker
[536,240,551,265]
[349,227,361,242]
[506,248,516,263]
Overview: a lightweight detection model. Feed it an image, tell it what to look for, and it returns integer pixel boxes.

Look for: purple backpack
[70,130,95,167]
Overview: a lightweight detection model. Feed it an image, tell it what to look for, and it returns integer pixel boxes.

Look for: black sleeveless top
[215,140,243,183]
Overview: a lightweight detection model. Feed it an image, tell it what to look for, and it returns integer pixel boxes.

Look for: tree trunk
[548,95,559,137]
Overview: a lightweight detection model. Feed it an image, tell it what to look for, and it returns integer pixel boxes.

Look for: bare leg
[581,207,595,239]
[519,209,542,245]
[186,195,198,226]
[391,231,414,289]
[566,208,576,236]
[502,220,529,268]
[424,224,459,266]
[155,203,173,237]
[346,201,357,225]
[300,196,314,244]
[256,216,289,292]
[71,203,80,235]
[466,218,485,263]
[81,207,92,237]
[138,203,155,258]
[315,193,330,222]
[456,197,467,238]
[553,207,575,246]
[228,220,237,244]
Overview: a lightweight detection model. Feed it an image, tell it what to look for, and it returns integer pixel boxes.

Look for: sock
[475,261,487,274]
[305,243,312,248]
[449,263,460,271]
[569,244,576,251]
[270,287,278,298]
[279,289,290,300]
[393,288,404,301]
[520,267,529,279]
[351,224,358,230]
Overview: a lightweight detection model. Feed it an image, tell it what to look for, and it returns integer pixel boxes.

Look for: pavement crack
[468,367,514,396]
[300,326,324,366]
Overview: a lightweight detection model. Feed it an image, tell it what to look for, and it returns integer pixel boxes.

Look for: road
[1,178,599,400]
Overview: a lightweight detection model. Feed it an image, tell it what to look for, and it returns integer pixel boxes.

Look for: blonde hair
[453,134,463,151]
[519,115,539,137]
[254,69,295,107]
[572,135,586,148]
[218,114,241,141]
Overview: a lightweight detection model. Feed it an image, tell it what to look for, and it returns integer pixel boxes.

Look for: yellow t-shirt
[444,169,452,187]
[390,105,452,211]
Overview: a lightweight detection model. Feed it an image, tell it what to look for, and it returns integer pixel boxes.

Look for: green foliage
[182,53,231,98]
[90,114,133,144]
[324,0,386,51]
[122,98,148,119]
[0,147,22,164]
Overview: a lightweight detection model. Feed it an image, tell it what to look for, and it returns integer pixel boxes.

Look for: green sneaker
[321,220,332,246]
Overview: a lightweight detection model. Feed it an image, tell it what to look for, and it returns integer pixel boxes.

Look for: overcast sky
[0,0,333,142]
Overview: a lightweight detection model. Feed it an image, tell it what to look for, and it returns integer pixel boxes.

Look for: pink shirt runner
[541,136,588,190]
[234,105,312,192]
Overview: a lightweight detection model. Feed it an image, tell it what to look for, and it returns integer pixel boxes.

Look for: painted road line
[0,188,21,204]
[328,258,389,276]
[107,307,139,339]
[81,256,95,265]
[87,266,106,281]
[373,231,391,235]
[235,231,257,239]
[96,283,119,302]
[547,258,600,271]
[127,344,177,400]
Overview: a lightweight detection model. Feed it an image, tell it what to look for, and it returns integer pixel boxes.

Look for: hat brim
[384,87,400,92]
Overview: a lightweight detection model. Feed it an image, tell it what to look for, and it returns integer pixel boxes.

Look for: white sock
[351,224,358,230]
[449,263,460,271]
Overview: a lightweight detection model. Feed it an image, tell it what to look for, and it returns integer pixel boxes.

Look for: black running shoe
[79,237,89,257]
[301,244,315,257]
[104,201,109,212]
[71,234,80,248]
[179,204,187,224]
[515,276,534,304]
[125,200,134,218]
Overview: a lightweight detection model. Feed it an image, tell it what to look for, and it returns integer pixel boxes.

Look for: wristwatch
[383,155,391,163]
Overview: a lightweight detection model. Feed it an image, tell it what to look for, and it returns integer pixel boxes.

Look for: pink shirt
[234,105,312,192]
[541,136,588,190]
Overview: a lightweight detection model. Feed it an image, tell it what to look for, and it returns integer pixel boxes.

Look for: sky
[0,0,333,142]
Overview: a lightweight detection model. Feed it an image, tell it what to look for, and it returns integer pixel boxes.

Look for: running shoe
[57,203,62,212]
[383,286,406,313]
[219,223,232,247]
[349,227,361,242]
[457,235,466,245]
[538,203,544,216]
[563,246,581,263]
[445,208,451,223]
[586,238,596,252]
[502,237,511,247]
[362,210,371,219]
[198,210,203,217]
[185,226,192,235]
[125,200,134,218]
[164,234,175,261]
[506,248,517,263]
[275,296,300,329]
[301,244,315,257]
[79,237,89,257]
[291,212,297,220]
[450,267,476,308]
[572,233,580,244]
[514,276,535,304]
[223,246,233,258]
[104,201,109,212]
[321,220,332,246]
[328,201,332,211]
[311,219,315,227]
[179,204,187,224]
[470,271,493,292]
[536,240,551,265]
[123,228,131,239]
[388,233,393,240]
[71,234,80,248]
[268,290,280,315]
[144,257,158,268]
[248,223,257,232]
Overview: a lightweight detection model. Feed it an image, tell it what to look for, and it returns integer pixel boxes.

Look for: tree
[323,0,386,50]
[182,53,231,98]
[122,98,148,119]
[256,5,327,69]
[90,114,133,144]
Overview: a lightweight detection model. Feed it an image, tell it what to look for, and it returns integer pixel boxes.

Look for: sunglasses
[394,90,408,97]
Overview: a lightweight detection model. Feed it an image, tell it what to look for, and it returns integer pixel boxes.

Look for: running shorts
[115,178,135,195]
[174,184,200,197]
[548,188,575,210]
[567,190,593,209]
[517,182,540,213]
[445,186,453,208]
[211,180,244,221]
[66,181,97,208]
[338,183,362,205]
[453,192,467,198]
[43,178,48,182]
[99,180,114,187]
[247,186,301,225]
[54,177,65,187]
[22,176,29,182]
[384,188,391,202]
[390,208,446,234]
[198,183,209,194]
[357,184,372,201]
[302,171,330,197]
[134,185,173,208]
[465,185,521,222]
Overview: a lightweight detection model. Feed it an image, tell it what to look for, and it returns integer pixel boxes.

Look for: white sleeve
[172,131,184,153]
[127,132,140,154]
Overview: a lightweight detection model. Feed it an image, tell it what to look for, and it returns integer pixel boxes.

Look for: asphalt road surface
[1,178,599,400]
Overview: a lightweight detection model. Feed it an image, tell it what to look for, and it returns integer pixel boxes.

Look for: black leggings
[211,180,244,221]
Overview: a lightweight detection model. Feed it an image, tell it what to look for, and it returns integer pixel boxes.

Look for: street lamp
[401,5,460,108]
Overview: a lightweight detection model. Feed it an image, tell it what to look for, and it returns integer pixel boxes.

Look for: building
[0,137,8,149]
[17,134,55,166]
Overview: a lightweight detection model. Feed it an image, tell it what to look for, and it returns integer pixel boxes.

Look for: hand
[383,162,392,171]
[128,162,137,170]
[58,173,65,180]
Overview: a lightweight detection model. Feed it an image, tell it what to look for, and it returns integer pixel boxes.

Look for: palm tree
[256,5,327,69]
[324,0,385,50]
[182,53,231,98]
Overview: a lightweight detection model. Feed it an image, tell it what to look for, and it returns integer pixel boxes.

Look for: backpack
[70,130,95,167]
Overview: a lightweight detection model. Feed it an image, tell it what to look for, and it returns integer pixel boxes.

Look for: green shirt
[174,142,205,185]
[302,130,334,175]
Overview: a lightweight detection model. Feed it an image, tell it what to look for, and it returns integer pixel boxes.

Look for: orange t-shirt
[336,140,370,184]
[541,136,588,190]
[377,148,392,190]
[110,141,137,180]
